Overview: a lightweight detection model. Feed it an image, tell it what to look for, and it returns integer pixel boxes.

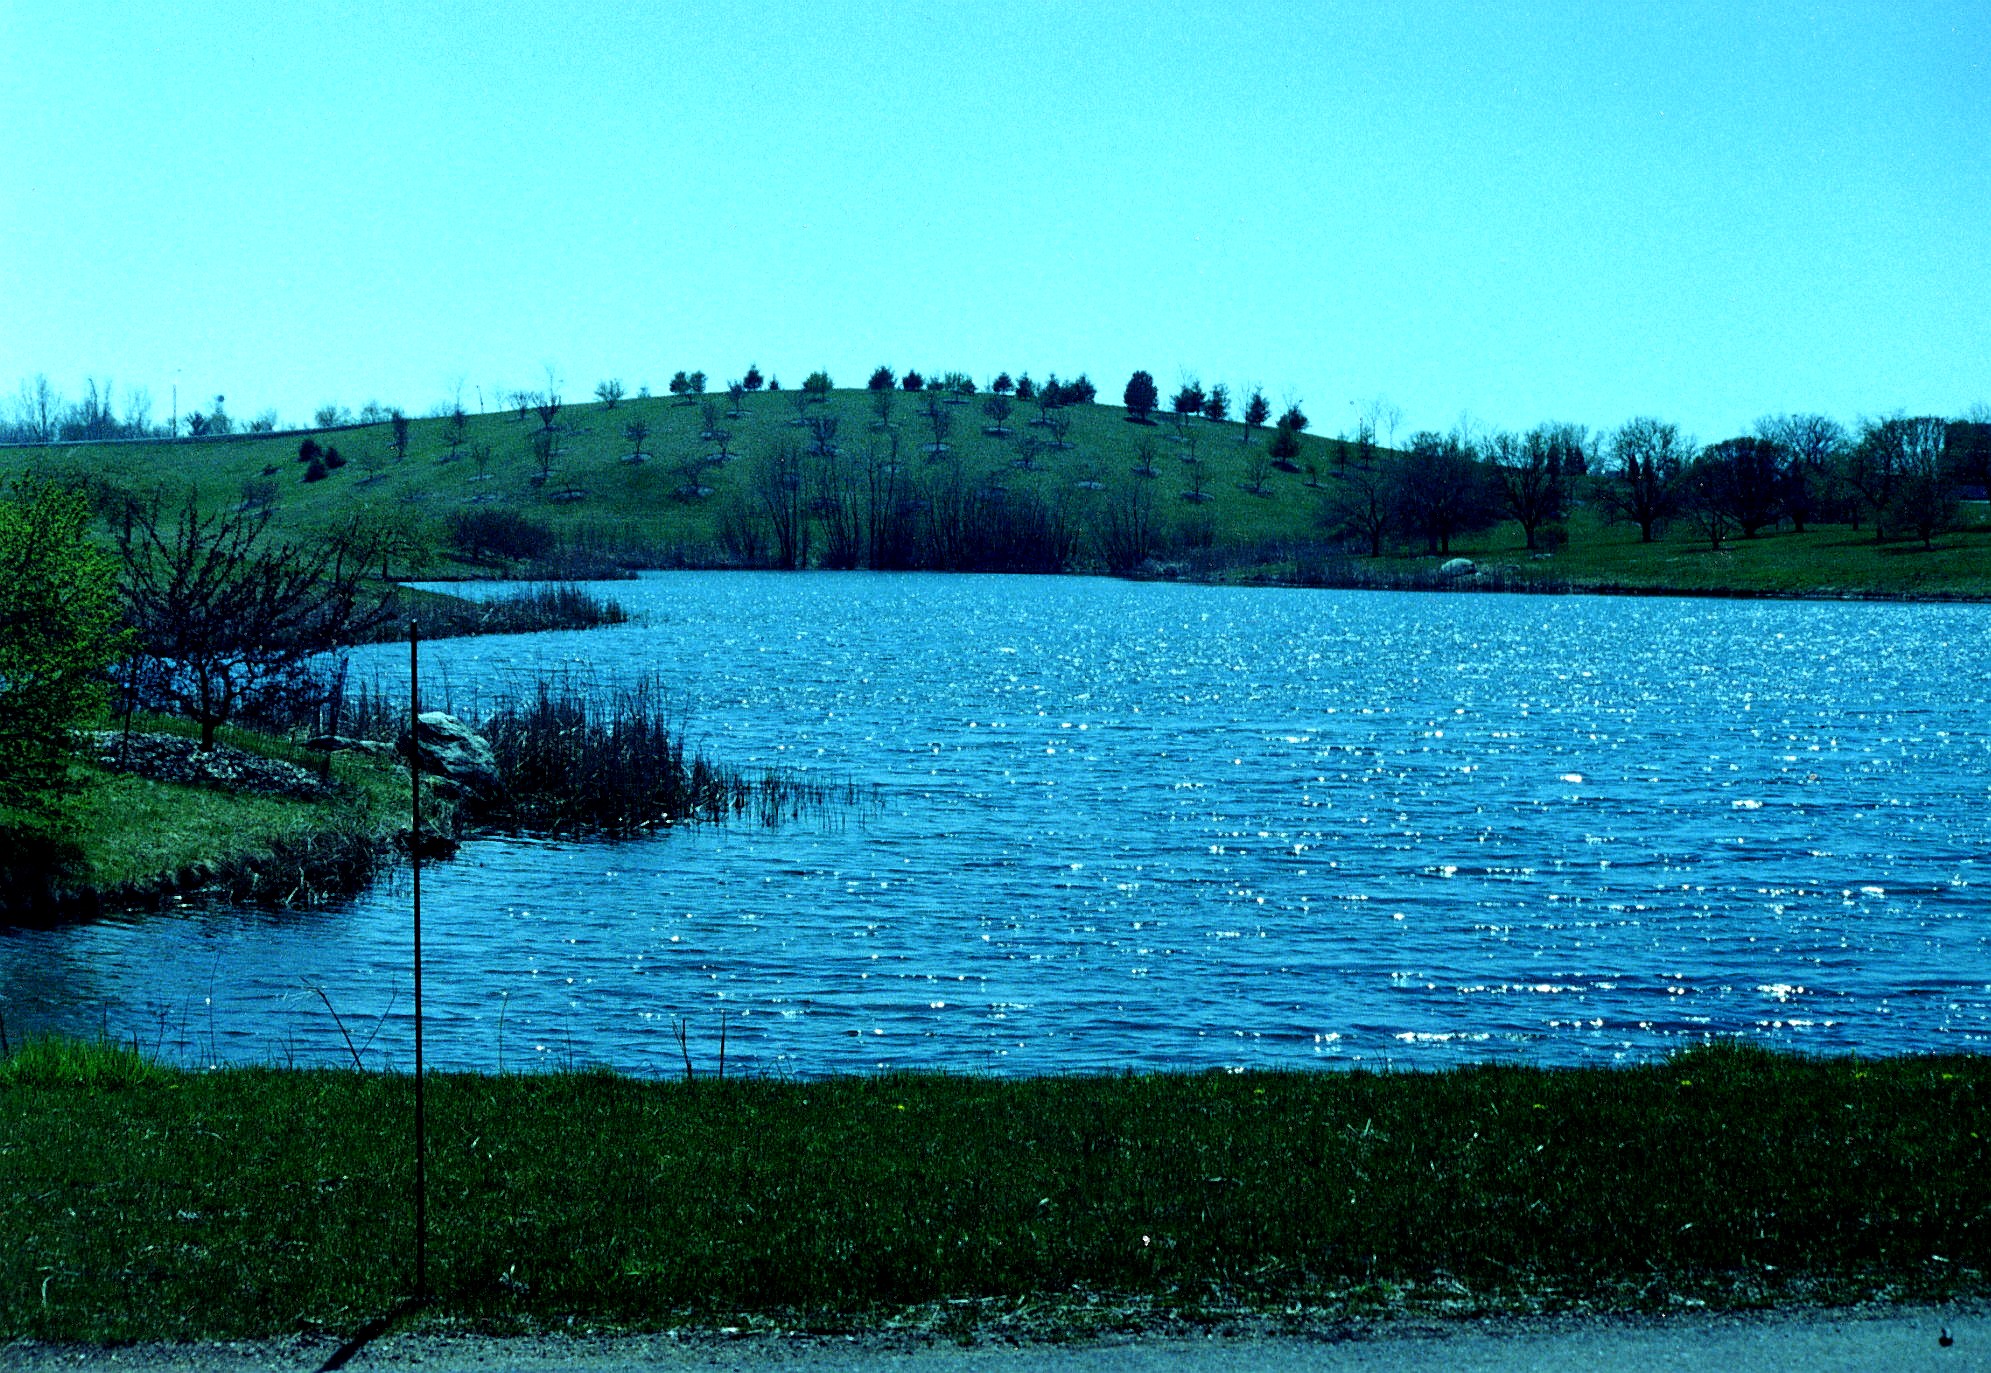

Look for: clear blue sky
[3,0,1984,441]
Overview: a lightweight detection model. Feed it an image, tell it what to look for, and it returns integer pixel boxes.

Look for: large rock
[398,712,503,798]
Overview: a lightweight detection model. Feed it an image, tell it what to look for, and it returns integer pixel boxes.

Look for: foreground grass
[0,1042,1983,1342]
[10,394,1986,598]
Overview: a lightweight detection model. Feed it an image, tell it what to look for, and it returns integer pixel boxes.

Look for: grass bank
[1,721,413,922]
[0,1041,1982,1341]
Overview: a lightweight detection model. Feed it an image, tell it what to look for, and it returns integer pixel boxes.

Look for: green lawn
[0,1042,1982,1341]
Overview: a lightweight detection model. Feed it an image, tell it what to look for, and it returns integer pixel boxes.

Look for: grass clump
[477,676,861,834]
[0,1043,1984,1341]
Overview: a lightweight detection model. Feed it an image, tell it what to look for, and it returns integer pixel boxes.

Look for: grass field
[8,392,1985,597]
[0,1040,1983,1341]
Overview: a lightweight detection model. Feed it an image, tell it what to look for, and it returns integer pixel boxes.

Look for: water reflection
[3,574,1986,1076]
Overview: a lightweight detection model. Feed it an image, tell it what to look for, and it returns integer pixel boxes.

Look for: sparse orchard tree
[992,373,1014,396]
[870,385,896,429]
[901,370,924,392]
[743,364,764,392]
[1045,406,1074,450]
[982,391,1014,435]
[727,380,748,418]
[1123,370,1159,423]
[1013,374,1036,402]
[1242,387,1271,444]
[624,417,650,463]
[390,410,411,461]
[1202,383,1230,425]
[869,366,896,391]
[924,395,955,456]
[444,406,469,462]
[595,379,625,408]
[1171,378,1205,436]
[803,370,833,403]
[688,371,707,396]
[701,397,723,439]
[1243,445,1273,496]
[668,371,691,403]
[806,412,840,457]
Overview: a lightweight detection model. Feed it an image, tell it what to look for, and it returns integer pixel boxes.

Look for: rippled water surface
[5,573,1988,1075]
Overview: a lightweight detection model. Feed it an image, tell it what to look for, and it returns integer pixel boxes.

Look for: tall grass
[478,676,862,833]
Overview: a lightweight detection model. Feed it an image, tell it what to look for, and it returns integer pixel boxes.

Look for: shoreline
[403,563,1991,606]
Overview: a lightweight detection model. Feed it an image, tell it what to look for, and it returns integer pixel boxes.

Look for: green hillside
[5,388,1987,597]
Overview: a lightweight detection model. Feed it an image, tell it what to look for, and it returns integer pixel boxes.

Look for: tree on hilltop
[743,364,764,392]
[1123,371,1159,423]
[595,379,626,409]
[869,366,896,391]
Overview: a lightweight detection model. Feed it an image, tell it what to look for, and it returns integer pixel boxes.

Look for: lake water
[4,573,1987,1077]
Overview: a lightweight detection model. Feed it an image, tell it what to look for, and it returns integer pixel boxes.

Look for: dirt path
[4,1304,1984,1373]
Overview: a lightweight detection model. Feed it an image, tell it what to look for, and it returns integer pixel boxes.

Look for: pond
[4,573,1987,1077]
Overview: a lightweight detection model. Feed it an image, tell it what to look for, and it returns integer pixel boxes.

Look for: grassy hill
[5,389,1987,597]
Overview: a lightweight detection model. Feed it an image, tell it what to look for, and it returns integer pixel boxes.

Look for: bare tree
[1487,425,1575,551]
[1320,425,1396,556]
[444,407,470,462]
[14,375,61,443]
[118,500,391,748]
[1597,418,1689,542]
[1850,415,1953,545]
[595,379,626,409]
[1755,413,1845,532]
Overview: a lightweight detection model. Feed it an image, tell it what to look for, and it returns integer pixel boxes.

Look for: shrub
[446,507,556,562]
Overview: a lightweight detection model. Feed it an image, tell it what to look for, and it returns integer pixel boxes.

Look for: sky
[2,0,1985,442]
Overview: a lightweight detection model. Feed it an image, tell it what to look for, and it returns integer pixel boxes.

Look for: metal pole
[410,619,427,1300]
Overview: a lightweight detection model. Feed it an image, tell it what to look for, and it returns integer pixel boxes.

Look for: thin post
[410,619,427,1300]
